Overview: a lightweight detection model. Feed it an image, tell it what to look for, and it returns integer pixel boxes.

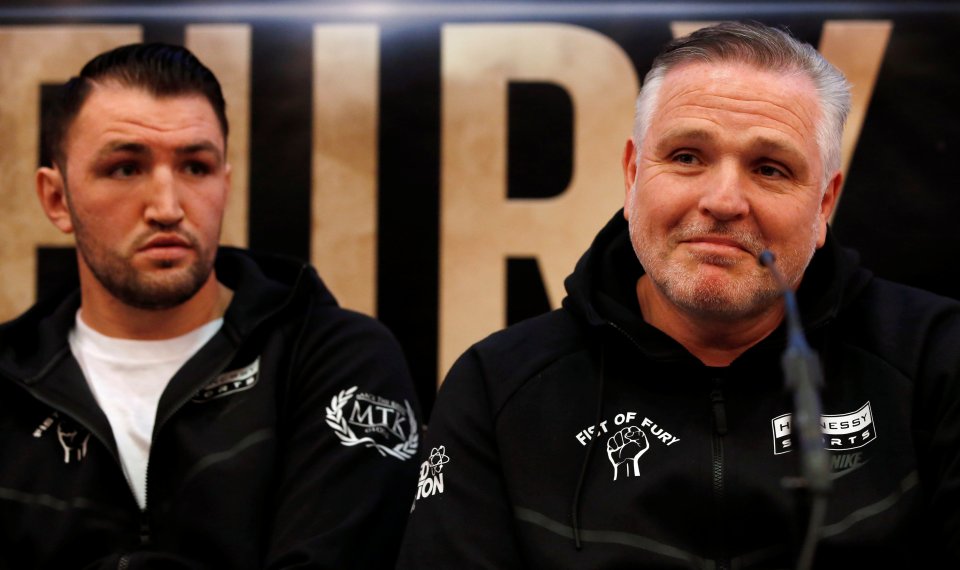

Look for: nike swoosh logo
[830,458,869,480]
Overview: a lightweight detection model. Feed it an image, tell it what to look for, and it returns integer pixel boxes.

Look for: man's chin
[667,277,778,321]
[98,264,213,311]
[123,287,205,311]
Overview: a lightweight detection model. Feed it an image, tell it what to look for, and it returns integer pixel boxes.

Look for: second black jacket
[399,212,960,569]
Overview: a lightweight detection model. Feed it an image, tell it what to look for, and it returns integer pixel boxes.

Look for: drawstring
[570,345,606,550]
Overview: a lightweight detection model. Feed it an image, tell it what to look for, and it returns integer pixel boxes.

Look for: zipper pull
[710,386,728,436]
[139,511,151,546]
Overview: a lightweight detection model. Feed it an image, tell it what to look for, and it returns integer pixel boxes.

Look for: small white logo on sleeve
[772,401,877,455]
[413,446,449,507]
[325,386,419,460]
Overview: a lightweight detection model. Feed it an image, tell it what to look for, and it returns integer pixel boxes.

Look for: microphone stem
[759,250,832,570]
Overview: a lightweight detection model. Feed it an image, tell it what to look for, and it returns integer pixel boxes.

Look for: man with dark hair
[399,22,960,568]
[44,42,229,174]
[0,43,420,569]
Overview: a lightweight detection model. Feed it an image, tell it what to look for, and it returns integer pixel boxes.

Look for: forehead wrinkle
[125,115,211,134]
[676,95,815,148]
[735,100,817,144]
[683,92,816,139]
[656,63,821,144]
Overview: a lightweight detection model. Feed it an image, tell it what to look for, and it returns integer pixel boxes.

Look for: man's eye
[673,152,702,166]
[757,164,786,178]
[184,162,211,176]
[109,163,139,178]
[673,153,700,165]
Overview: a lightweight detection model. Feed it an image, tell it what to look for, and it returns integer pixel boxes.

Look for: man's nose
[697,161,750,221]
[144,168,185,227]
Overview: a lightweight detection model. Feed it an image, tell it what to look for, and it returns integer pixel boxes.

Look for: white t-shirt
[68,311,222,509]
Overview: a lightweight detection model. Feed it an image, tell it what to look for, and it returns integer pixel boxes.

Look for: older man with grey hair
[398,21,960,569]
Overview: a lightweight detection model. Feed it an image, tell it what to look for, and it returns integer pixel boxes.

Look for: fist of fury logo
[606,425,649,480]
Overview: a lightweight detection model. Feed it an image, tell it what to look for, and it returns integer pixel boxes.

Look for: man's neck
[635,275,784,367]
[78,275,233,340]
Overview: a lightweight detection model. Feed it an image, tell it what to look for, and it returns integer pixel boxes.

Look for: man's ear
[816,171,843,248]
[622,137,638,220]
[223,161,232,200]
[36,166,74,234]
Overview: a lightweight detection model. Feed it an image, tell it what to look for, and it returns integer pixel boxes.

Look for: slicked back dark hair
[44,42,228,170]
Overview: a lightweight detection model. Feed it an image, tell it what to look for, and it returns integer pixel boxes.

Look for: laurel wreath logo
[325,386,419,460]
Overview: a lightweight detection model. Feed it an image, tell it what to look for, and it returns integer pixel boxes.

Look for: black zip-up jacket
[0,247,420,569]
[398,211,960,569]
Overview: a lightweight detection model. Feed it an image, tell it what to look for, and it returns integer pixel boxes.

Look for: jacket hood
[561,209,873,359]
[0,247,337,383]
[215,247,338,341]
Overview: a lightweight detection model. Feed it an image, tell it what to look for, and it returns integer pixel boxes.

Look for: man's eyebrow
[176,141,220,155]
[176,141,224,164]
[97,141,150,158]
[93,141,223,162]
[751,137,804,159]
[654,128,715,153]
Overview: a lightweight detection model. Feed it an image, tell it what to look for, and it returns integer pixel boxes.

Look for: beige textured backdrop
[0,21,890,383]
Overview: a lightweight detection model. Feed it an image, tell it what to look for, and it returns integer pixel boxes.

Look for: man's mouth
[136,234,196,264]
[681,236,754,255]
[139,234,192,251]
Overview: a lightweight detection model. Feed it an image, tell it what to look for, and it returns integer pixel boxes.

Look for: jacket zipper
[710,379,730,570]
[139,349,238,545]
[141,460,153,546]
[139,509,151,545]
[605,323,737,566]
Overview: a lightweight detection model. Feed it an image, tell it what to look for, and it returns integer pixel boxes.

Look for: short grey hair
[633,21,851,186]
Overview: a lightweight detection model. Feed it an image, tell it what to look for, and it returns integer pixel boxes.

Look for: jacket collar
[561,210,871,361]
[0,247,334,385]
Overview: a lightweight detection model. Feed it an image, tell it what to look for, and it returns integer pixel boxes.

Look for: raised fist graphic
[606,425,649,480]
[56,418,90,464]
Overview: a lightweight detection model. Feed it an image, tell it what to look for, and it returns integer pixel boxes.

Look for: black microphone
[759,250,831,570]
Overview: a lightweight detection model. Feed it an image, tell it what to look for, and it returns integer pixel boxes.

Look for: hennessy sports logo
[772,401,877,455]
[193,357,260,402]
[325,386,419,460]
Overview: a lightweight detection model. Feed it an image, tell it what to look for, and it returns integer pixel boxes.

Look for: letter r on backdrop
[438,23,639,381]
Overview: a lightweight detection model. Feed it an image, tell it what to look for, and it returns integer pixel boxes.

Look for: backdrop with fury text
[2,1,959,414]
